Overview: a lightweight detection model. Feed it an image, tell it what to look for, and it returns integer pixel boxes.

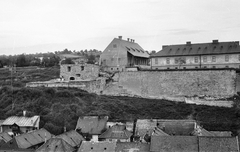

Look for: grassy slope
[0,67,239,135]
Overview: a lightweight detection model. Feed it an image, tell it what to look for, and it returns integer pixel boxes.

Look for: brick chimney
[118,36,122,40]
[186,41,191,45]
[212,40,219,44]
[133,40,135,43]
[127,38,130,41]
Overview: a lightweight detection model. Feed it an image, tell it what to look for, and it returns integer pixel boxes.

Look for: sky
[0,0,240,55]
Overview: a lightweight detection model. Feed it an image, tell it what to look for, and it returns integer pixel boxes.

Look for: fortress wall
[110,70,236,99]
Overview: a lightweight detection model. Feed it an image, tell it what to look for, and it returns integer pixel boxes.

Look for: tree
[16,54,27,67]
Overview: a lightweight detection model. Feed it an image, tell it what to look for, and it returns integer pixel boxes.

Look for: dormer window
[126,47,131,51]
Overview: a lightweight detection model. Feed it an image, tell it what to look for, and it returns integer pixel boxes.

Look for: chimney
[127,38,130,41]
[186,41,191,45]
[133,40,135,43]
[23,110,26,117]
[162,45,168,49]
[118,36,122,40]
[212,40,219,44]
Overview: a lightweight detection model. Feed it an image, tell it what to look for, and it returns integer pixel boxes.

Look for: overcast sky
[0,0,240,55]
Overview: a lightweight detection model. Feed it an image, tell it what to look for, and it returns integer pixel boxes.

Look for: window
[226,66,229,68]
[81,66,84,71]
[204,66,207,68]
[225,55,229,62]
[174,58,179,64]
[113,44,117,48]
[175,67,178,69]
[213,66,216,68]
[155,58,158,64]
[76,74,81,77]
[69,77,75,80]
[194,57,198,63]
[212,56,216,62]
[67,66,71,72]
[111,68,113,70]
[183,67,186,69]
[203,56,207,62]
[195,67,198,69]
[166,58,170,64]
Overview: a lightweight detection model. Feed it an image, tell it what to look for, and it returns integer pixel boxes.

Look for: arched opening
[69,77,75,81]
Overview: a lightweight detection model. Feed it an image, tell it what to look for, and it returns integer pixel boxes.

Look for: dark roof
[198,136,239,152]
[136,119,196,137]
[75,116,108,135]
[56,130,85,147]
[105,38,149,58]
[115,142,150,152]
[150,136,198,152]
[99,125,132,139]
[78,141,116,152]
[157,119,196,135]
[0,132,12,142]
[151,41,240,57]
[35,138,75,152]
[209,131,232,136]
[13,128,52,149]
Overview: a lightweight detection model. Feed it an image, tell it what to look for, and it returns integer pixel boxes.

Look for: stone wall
[103,70,237,100]
[26,77,106,94]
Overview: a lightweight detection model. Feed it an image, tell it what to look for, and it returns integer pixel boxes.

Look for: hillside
[0,86,240,135]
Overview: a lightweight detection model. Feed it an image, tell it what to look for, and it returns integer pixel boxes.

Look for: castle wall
[103,70,236,101]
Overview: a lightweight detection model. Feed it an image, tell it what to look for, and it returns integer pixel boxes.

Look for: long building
[150,40,240,69]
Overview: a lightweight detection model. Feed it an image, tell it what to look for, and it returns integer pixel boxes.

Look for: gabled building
[100,36,150,72]
[1,115,40,134]
[151,40,240,69]
[99,124,132,142]
[75,116,108,141]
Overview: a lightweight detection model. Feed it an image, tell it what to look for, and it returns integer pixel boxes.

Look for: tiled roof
[56,130,85,147]
[107,38,150,58]
[199,136,238,152]
[136,119,196,137]
[36,138,75,152]
[157,119,196,135]
[115,142,150,152]
[75,116,108,135]
[150,136,198,152]
[99,125,132,139]
[209,131,232,136]
[14,128,52,149]
[78,141,116,152]
[151,41,240,57]
[0,132,12,142]
[2,116,40,127]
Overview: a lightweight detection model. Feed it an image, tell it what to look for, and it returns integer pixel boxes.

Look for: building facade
[100,36,150,72]
[151,40,240,69]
